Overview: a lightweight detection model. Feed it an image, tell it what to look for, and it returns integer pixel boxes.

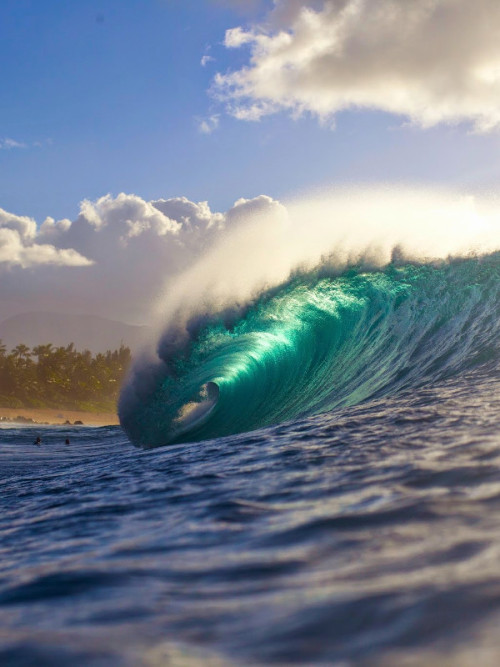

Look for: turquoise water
[120,254,500,447]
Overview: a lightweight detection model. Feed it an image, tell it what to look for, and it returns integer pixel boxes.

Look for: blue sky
[2,0,500,224]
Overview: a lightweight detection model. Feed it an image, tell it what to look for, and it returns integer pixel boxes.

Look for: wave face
[119,253,500,447]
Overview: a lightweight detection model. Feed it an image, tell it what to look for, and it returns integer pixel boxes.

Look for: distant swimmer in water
[65,438,70,445]
[34,436,41,446]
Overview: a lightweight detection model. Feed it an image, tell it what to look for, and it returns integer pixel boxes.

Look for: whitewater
[2,188,500,665]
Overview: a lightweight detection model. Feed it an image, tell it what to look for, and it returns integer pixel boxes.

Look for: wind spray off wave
[119,188,500,448]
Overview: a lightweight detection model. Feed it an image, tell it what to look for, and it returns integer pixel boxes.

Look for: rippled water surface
[1,366,500,666]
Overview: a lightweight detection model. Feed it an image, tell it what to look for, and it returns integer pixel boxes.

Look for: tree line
[0,341,132,411]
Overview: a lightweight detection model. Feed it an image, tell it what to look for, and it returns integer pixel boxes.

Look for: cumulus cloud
[214,0,500,131]
[0,207,91,269]
[0,193,282,324]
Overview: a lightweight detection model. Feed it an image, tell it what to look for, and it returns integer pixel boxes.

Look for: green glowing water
[120,254,500,447]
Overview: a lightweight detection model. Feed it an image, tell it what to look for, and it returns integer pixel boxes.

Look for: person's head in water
[65,438,70,445]
[34,436,41,445]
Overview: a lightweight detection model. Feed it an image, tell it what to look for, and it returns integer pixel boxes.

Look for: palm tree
[32,343,53,361]
[12,343,31,364]
[1,340,131,409]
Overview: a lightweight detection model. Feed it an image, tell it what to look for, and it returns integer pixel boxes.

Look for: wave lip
[119,253,500,448]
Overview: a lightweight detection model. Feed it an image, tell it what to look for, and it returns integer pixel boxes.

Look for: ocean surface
[2,256,500,665]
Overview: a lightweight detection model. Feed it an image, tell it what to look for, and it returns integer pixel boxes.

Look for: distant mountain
[0,312,152,354]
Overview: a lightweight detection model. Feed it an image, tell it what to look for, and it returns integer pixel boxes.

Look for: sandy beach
[0,406,119,427]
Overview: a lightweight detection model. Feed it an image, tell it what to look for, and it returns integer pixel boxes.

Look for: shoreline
[0,406,120,427]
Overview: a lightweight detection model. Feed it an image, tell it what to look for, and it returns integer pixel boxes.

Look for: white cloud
[1,137,53,150]
[214,0,500,131]
[0,138,27,150]
[201,54,215,67]
[0,193,282,323]
[0,208,37,239]
[224,26,256,48]
[0,208,91,269]
[33,138,54,148]
[197,115,220,134]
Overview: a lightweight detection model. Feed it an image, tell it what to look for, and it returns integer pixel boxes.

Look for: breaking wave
[119,253,500,447]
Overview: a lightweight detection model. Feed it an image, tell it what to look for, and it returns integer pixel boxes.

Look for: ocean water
[2,256,500,665]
